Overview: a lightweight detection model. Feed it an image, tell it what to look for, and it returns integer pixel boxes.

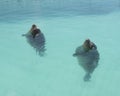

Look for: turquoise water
[0,0,120,96]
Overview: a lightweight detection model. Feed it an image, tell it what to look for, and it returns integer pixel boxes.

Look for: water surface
[0,0,120,96]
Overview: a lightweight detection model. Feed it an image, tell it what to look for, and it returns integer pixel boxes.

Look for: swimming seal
[24,32,46,56]
[73,45,100,81]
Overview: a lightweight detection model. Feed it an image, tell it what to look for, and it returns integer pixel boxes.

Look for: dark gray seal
[73,44,100,81]
[23,32,46,56]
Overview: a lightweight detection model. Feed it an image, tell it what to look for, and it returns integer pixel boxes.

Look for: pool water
[0,0,120,96]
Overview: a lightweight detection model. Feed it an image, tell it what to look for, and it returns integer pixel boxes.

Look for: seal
[22,32,46,56]
[26,32,46,56]
[22,24,46,56]
[73,39,99,81]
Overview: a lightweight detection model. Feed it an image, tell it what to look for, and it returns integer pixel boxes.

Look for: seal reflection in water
[22,24,46,56]
[73,39,100,81]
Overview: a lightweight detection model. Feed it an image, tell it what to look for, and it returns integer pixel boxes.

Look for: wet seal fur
[24,32,46,56]
[73,45,100,81]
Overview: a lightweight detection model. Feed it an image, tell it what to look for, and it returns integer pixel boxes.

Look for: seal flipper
[73,53,79,56]
[84,73,91,81]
